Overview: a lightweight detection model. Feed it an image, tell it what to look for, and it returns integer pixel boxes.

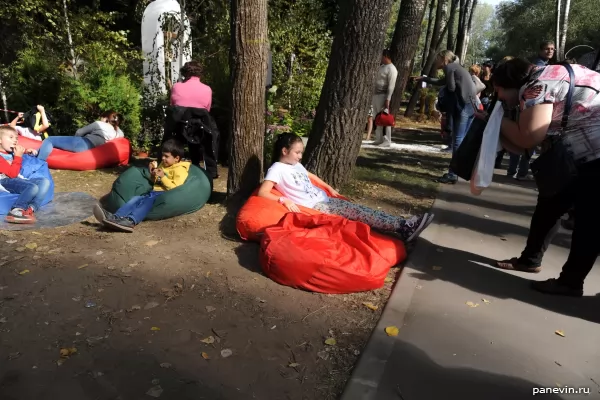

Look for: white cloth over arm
[471,101,504,195]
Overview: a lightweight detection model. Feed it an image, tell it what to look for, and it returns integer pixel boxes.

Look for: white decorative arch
[141,0,192,103]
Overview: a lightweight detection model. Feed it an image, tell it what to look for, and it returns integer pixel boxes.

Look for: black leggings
[522,158,600,288]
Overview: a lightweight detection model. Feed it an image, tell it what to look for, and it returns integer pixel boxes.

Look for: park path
[342,172,600,400]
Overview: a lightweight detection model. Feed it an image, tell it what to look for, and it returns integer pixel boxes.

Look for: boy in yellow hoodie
[93,139,190,232]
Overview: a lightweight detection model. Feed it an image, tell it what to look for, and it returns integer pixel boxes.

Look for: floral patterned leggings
[314,198,407,231]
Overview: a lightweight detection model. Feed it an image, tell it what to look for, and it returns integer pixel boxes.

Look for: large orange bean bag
[260,213,406,294]
[236,179,347,242]
[18,136,130,171]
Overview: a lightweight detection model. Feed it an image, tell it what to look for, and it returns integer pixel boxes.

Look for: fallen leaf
[205,271,211,278]
[555,330,565,337]
[30,232,41,235]
[77,264,89,270]
[384,277,393,283]
[19,269,30,275]
[466,301,480,308]
[482,298,491,304]
[95,251,103,255]
[317,351,329,361]
[145,240,159,247]
[385,326,399,337]
[8,352,21,360]
[25,242,37,250]
[201,352,210,360]
[205,306,216,313]
[220,349,232,358]
[0,317,6,323]
[160,363,172,369]
[288,362,300,368]
[432,266,442,271]
[362,302,379,311]
[484,215,490,218]
[200,336,215,344]
[324,338,336,346]
[151,326,161,331]
[15,247,26,252]
[5,240,17,244]
[59,347,77,358]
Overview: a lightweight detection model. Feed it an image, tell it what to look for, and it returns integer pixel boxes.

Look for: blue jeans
[38,136,95,161]
[0,177,51,211]
[114,191,162,225]
[508,152,531,177]
[448,102,475,178]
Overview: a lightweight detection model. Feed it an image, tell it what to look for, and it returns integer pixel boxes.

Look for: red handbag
[375,112,395,127]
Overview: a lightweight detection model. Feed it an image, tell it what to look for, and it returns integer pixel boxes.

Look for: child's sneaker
[397,213,434,243]
[5,208,36,224]
[103,215,135,233]
[93,204,114,224]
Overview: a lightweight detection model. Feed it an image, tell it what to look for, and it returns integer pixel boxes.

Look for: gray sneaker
[397,213,434,243]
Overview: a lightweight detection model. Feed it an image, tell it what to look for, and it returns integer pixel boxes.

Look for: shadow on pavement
[371,340,564,400]
[406,239,600,325]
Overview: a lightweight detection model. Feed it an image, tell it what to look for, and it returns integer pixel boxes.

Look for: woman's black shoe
[531,278,583,297]
[436,173,458,184]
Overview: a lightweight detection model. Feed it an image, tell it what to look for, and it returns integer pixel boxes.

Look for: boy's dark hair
[539,40,555,50]
[272,132,303,165]
[382,49,392,59]
[162,138,185,159]
[492,58,534,90]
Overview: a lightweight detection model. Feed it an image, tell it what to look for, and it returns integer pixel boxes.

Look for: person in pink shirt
[170,61,212,110]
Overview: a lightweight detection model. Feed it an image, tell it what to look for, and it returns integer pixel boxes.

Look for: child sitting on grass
[258,132,434,242]
[0,126,50,224]
[93,139,190,232]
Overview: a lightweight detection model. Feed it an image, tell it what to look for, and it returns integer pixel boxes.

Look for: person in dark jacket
[162,106,220,180]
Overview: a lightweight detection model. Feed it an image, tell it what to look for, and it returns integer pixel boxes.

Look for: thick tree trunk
[558,0,570,61]
[303,0,393,188]
[555,0,562,60]
[227,0,268,197]
[447,0,459,51]
[388,0,429,116]
[460,0,477,62]
[455,0,472,62]
[420,0,437,71]
[406,0,448,117]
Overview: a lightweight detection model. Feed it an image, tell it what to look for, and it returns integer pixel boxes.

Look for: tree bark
[406,0,448,117]
[388,0,429,116]
[227,0,268,197]
[421,0,437,71]
[303,0,393,188]
[455,0,472,62]
[447,0,459,51]
[460,0,477,62]
[558,0,570,61]
[555,0,562,60]
[62,0,77,78]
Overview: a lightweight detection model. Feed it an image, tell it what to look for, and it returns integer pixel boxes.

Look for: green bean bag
[103,164,212,220]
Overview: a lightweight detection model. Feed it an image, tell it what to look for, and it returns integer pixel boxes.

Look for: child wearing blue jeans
[0,126,50,224]
[93,139,190,232]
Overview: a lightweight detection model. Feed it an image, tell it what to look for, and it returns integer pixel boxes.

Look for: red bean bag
[236,179,347,242]
[259,213,406,294]
[17,136,130,171]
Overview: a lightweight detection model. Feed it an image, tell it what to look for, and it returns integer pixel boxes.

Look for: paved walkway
[342,174,600,400]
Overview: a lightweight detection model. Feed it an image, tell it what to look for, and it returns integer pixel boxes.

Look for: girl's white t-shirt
[15,126,42,141]
[264,162,329,208]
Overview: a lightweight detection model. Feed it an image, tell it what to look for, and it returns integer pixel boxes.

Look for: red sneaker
[5,208,36,224]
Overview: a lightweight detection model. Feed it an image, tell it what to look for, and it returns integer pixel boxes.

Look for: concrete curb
[340,209,445,400]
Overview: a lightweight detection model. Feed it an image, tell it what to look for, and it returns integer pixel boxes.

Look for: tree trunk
[303,0,393,188]
[0,74,8,123]
[420,0,437,71]
[406,0,448,117]
[388,0,429,116]
[558,0,570,61]
[455,0,472,62]
[62,0,77,78]
[460,0,477,62]
[554,0,561,60]
[227,0,268,197]
[447,0,459,51]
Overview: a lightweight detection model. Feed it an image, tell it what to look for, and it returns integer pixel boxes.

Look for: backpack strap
[558,61,576,129]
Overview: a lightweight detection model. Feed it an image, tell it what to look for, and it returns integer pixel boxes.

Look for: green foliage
[491,0,600,61]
